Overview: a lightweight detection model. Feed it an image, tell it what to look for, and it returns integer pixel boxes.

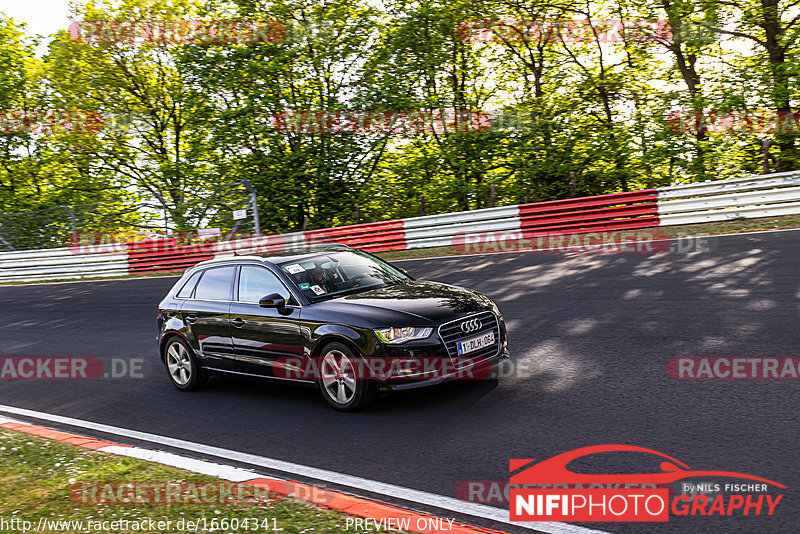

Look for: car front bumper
[378,348,510,392]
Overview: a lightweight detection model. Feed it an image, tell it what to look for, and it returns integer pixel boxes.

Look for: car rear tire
[317,342,376,411]
[164,337,206,391]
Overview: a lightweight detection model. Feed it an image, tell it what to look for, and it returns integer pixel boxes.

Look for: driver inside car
[305,259,381,294]
[308,266,331,292]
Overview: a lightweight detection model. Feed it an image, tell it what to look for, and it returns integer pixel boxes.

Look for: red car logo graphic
[510,444,785,487]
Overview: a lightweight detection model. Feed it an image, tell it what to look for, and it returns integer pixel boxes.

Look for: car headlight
[489,299,502,318]
[374,327,433,344]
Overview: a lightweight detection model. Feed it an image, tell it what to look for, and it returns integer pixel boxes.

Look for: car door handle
[231,317,244,327]
[185,315,197,324]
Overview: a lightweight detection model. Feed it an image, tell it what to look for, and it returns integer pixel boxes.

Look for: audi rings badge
[460,318,482,333]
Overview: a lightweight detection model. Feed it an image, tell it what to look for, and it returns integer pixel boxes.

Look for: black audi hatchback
[157,245,509,410]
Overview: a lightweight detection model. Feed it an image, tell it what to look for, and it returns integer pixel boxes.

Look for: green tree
[179,0,386,231]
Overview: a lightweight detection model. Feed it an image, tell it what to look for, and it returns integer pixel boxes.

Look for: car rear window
[193,266,235,301]
[176,270,203,298]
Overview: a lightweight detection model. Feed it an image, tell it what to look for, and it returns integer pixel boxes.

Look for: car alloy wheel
[321,349,357,404]
[164,337,205,391]
[317,342,376,411]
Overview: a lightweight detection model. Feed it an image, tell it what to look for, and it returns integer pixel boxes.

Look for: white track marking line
[0,415,21,425]
[0,417,257,482]
[97,445,259,482]
[0,404,609,534]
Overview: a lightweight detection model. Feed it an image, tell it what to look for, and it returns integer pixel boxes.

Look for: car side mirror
[259,292,286,309]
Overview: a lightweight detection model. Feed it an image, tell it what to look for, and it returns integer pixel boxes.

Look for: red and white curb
[0,406,609,534]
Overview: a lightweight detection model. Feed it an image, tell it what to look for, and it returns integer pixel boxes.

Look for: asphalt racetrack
[1,230,799,533]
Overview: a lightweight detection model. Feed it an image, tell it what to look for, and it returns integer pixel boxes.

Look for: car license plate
[457,332,495,355]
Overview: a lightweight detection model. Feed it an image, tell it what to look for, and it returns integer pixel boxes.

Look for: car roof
[194,244,354,268]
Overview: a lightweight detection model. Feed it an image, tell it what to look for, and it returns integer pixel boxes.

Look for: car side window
[193,266,235,301]
[238,265,294,304]
[176,270,203,299]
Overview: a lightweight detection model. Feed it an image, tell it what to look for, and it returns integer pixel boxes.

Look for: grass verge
[0,428,402,533]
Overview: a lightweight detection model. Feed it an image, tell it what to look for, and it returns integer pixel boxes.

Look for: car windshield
[277,249,408,301]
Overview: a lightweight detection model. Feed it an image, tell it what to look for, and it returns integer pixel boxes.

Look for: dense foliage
[0,0,798,232]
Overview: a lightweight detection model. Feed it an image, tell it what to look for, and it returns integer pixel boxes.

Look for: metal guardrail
[657,170,800,200]
[3,171,800,283]
[0,245,128,282]
[657,170,800,225]
[403,206,520,249]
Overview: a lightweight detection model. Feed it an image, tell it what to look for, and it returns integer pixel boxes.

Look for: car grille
[438,311,501,364]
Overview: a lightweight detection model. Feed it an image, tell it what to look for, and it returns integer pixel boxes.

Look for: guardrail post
[420,194,426,216]
[490,184,496,208]
[62,205,77,244]
[153,192,170,236]
[241,178,261,237]
[0,234,14,251]
[763,139,772,174]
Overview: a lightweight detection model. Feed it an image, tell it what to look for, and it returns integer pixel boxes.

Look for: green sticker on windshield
[299,283,310,290]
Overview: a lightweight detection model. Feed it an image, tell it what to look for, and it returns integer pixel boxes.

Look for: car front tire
[317,342,376,411]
